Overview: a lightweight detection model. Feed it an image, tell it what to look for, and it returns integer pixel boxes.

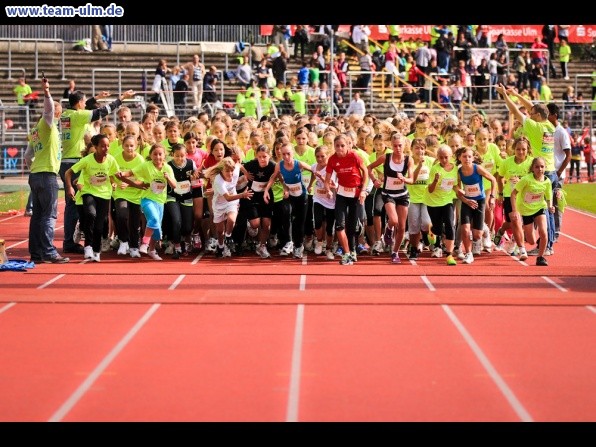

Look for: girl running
[510,156,554,266]
[116,144,177,261]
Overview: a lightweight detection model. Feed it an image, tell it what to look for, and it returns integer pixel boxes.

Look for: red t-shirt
[326,151,364,196]
[202,153,219,189]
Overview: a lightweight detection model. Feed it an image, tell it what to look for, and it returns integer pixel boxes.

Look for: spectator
[63,80,76,100]
[271,47,288,85]
[293,25,309,61]
[344,91,366,117]
[13,77,33,129]
[559,39,571,80]
[334,52,349,89]
[236,56,253,88]
[174,72,190,119]
[185,54,205,111]
[150,59,169,104]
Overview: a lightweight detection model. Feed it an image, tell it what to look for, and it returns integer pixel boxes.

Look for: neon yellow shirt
[514,173,552,216]
[71,153,120,200]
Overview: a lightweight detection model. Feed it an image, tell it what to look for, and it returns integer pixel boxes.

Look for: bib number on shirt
[174,180,191,195]
[464,183,481,197]
[287,182,303,197]
[385,177,405,191]
[524,192,543,204]
[337,184,356,198]
[251,181,267,192]
[150,180,166,195]
[440,178,454,191]
[90,174,107,186]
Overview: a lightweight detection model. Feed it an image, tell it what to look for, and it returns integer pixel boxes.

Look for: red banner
[261,25,596,44]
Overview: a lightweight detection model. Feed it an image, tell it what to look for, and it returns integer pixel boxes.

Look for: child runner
[165,144,196,259]
[203,157,253,258]
[307,145,337,259]
[116,144,177,261]
[325,134,369,265]
[455,147,497,264]
[112,135,145,258]
[64,134,120,262]
[243,144,277,258]
[423,145,459,265]
[494,136,533,253]
[263,139,319,259]
[367,132,414,264]
[510,156,553,266]
[183,131,209,251]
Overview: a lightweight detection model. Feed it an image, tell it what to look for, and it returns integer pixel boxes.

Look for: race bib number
[524,192,543,204]
[508,177,519,189]
[251,181,267,192]
[464,183,481,197]
[90,174,107,186]
[385,177,405,191]
[287,182,303,197]
[483,161,494,171]
[301,173,311,189]
[440,178,455,191]
[337,184,356,198]
[174,180,191,195]
[150,180,166,195]
[315,187,328,197]
[417,168,429,182]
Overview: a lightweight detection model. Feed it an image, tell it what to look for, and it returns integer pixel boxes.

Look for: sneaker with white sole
[164,241,174,255]
[372,240,383,255]
[326,250,335,260]
[518,247,528,261]
[457,250,466,260]
[117,241,129,256]
[293,245,304,259]
[482,235,493,253]
[280,241,294,256]
[314,240,323,255]
[339,253,353,265]
[463,252,474,264]
[431,247,443,258]
[256,244,271,259]
[206,238,218,253]
[268,235,279,249]
[147,250,163,261]
[92,252,101,262]
[139,243,149,254]
[544,248,554,256]
[129,248,141,258]
[504,240,517,255]
[472,239,482,256]
[391,252,401,264]
[84,245,94,259]
[526,247,540,256]
[222,245,232,257]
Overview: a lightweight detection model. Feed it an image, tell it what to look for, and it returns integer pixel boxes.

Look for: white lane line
[510,255,528,266]
[560,232,596,251]
[190,251,204,265]
[567,208,596,219]
[37,274,65,289]
[48,303,161,422]
[587,306,596,314]
[421,275,436,291]
[168,274,185,290]
[286,304,305,423]
[442,304,533,422]
[0,214,22,223]
[299,275,306,291]
[541,276,568,293]
[0,302,17,314]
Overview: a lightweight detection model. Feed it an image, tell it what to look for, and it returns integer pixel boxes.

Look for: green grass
[0,187,64,214]
[562,182,596,214]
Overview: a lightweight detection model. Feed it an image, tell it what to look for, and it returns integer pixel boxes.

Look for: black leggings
[334,194,359,252]
[164,201,193,244]
[114,199,141,248]
[569,159,581,179]
[313,202,335,236]
[82,194,110,253]
[272,199,291,247]
[289,194,307,248]
[427,203,455,246]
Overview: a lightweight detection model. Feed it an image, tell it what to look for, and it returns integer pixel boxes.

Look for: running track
[0,204,595,422]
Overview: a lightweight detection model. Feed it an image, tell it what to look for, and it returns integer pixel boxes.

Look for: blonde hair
[203,156,236,182]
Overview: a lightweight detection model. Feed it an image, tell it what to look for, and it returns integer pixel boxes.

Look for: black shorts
[382,193,409,208]
[245,201,273,220]
[503,197,512,223]
[522,208,545,226]
[460,198,486,231]
[191,187,203,199]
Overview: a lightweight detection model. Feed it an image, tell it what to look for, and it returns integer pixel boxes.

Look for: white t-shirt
[554,123,571,180]
[212,164,240,213]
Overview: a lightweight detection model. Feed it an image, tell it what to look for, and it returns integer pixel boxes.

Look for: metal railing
[0,38,66,80]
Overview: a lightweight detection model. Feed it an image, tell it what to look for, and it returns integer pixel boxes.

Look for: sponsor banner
[261,25,596,44]
[0,144,27,175]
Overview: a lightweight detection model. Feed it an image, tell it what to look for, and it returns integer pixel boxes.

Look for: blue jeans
[59,160,81,250]
[544,171,558,250]
[28,172,59,260]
